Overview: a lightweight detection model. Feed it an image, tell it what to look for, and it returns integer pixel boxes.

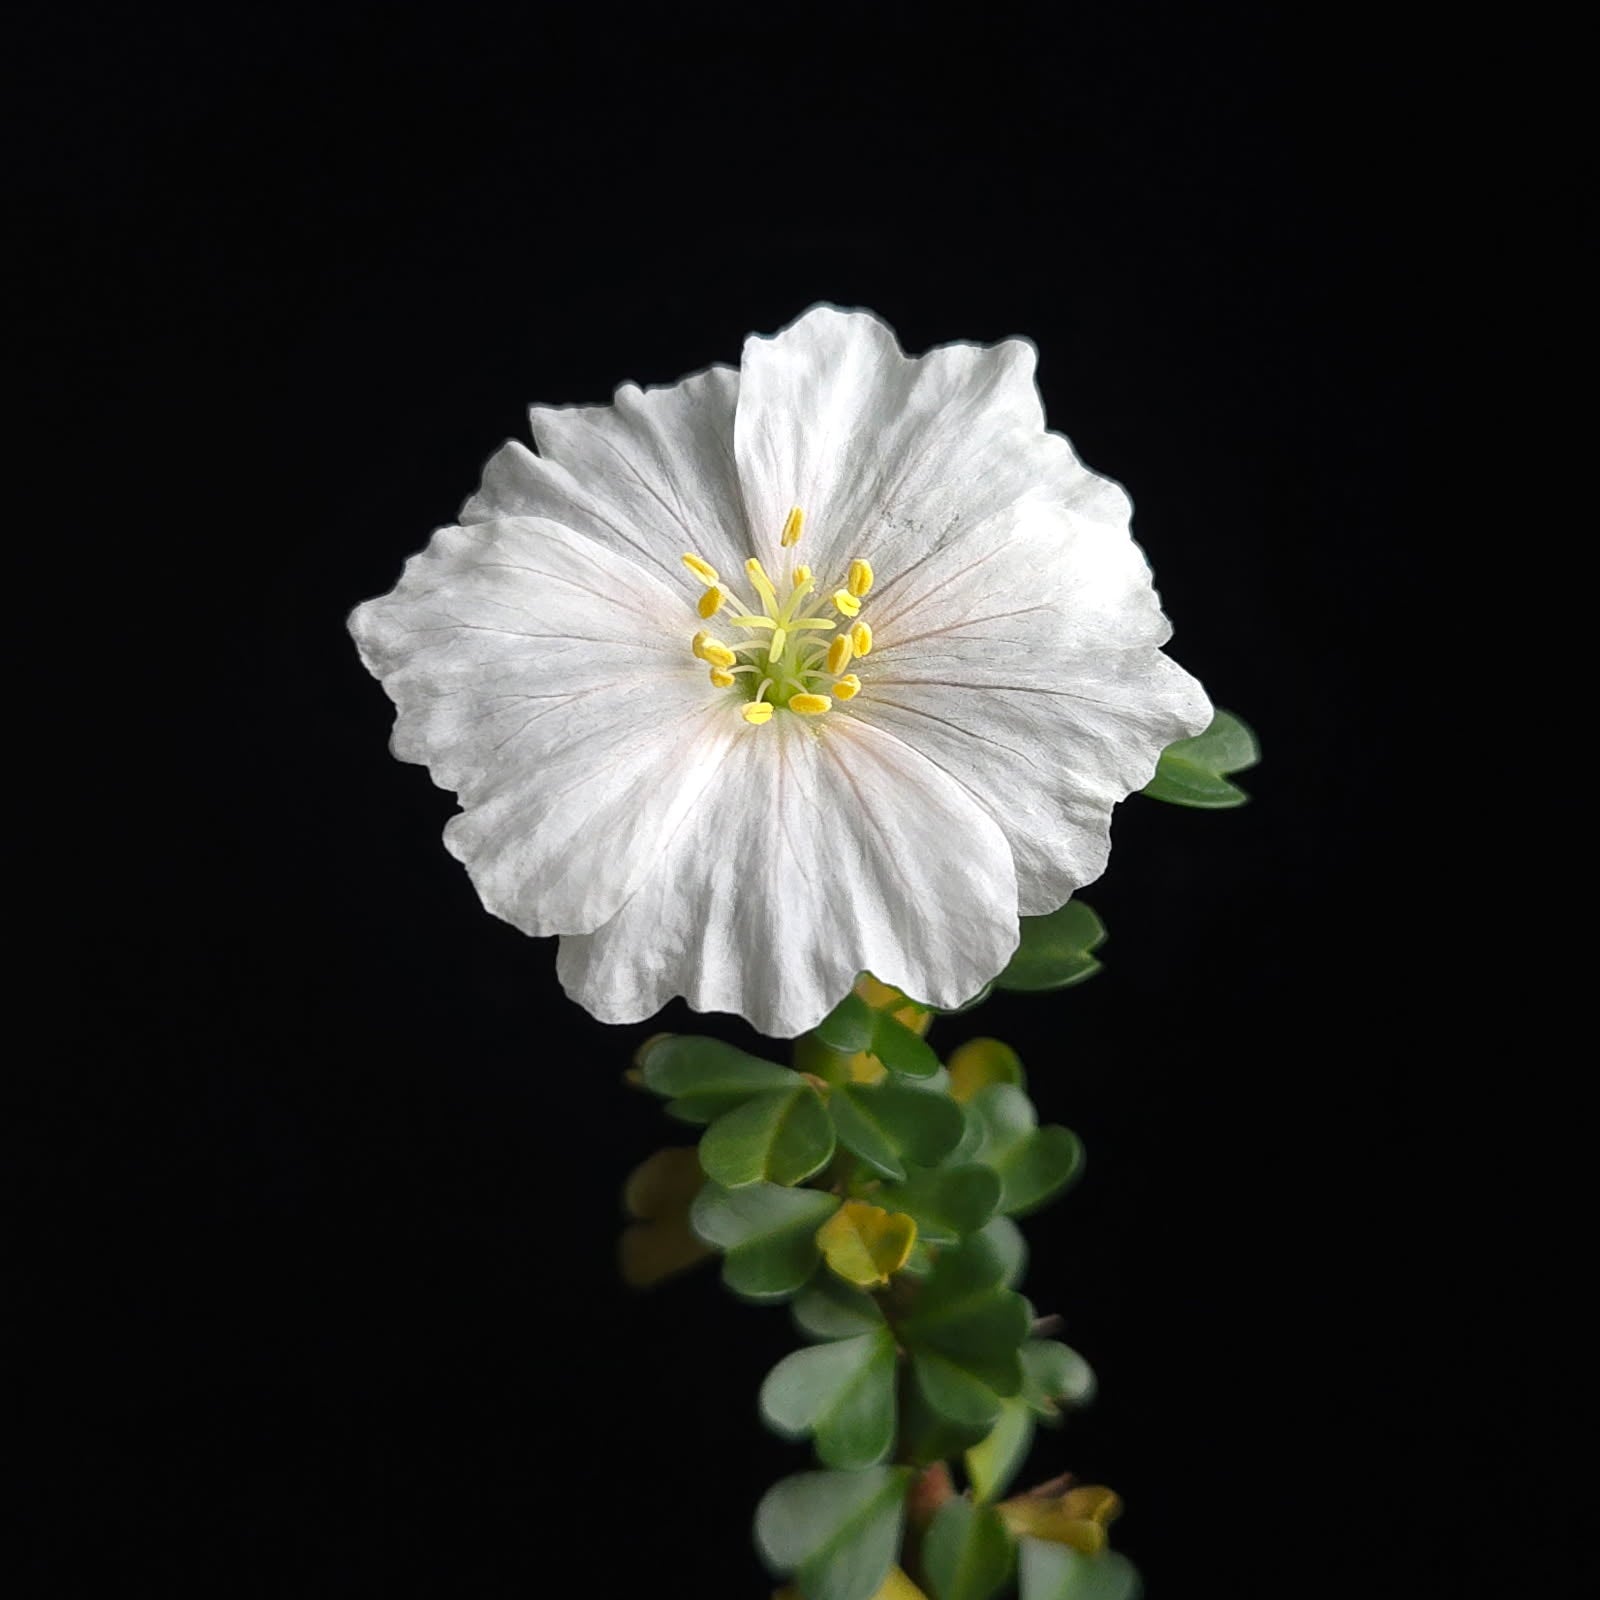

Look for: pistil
[681,507,875,721]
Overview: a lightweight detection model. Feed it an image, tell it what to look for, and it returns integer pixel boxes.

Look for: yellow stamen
[834,673,861,701]
[691,631,736,667]
[847,558,874,598]
[742,702,774,725]
[769,626,788,658]
[682,553,718,585]
[697,586,725,619]
[832,590,861,618]
[791,693,832,716]
[780,506,804,547]
[825,634,854,675]
[708,666,735,687]
[793,564,812,586]
[745,558,778,608]
[851,621,873,658]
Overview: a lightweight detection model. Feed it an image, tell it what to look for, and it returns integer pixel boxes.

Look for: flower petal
[556,715,1020,1036]
[852,497,1211,915]
[350,516,741,935]
[734,305,1053,577]
[463,364,750,593]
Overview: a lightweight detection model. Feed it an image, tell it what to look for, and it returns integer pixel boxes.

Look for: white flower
[349,306,1211,1037]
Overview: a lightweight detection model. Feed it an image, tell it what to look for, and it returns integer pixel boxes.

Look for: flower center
[681,507,874,726]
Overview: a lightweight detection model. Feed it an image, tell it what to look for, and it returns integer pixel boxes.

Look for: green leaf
[690,1182,841,1302]
[1019,1340,1096,1417]
[901,1236,1030,1398]
[871,1011,940,1078]
[906,1350,1004,1452]
[976,1215,1028,1288]
[876,1163,1002,1246]
[815,991,878,1054]
[1018,1541,1142,1600]
[828,1080,967,1181]
[699,1084,835,1188]
[964,1399,1035,1503]
[760,1329,898,1469]
[995,904,1107,993]
[1142,707,1259,809]
[639,1036,798,1123]
[755,1467,912,1600]
[793,1274,888,1341]
[922,1497,1016,1600]
[969,1085,1085,1217]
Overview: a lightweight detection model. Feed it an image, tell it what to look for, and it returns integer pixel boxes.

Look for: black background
[19,3,1531,1596]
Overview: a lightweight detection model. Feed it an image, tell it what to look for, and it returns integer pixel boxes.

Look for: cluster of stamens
[682,507,874,725]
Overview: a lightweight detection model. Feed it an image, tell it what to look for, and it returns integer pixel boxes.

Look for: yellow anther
[832,590,861,618]
[851,621,873,657]
[691,630,736,666]
[768,626,788,658]
[697,586,726,619]
[834,673,862,701]
[708,666,735,688]
[745,558,778,607]
[682,553,719,585]
[847,558,874,598]
[825,634,854,675]
[742,702,774,725]
[794,564,813,586]
[791,693,832,716]
[780,506,804,547]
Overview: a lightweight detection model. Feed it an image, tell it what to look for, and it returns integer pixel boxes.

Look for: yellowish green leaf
[817,1199,918,1287]
[947,1039,1026,1103]
[999,1486,1121,1554]
[618,1147,711,1288]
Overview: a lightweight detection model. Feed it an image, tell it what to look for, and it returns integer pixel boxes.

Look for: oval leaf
[830,1080,967,1180]
[969,1086,1085,1217]
[1142,707,1258,809]
[995,903,1106,994]
[947,1038,1026,1103]
[976,1216,1028,1288]
[922,1497,1016,1600]
[901,1238,1031,1397]
[699,1085,835,1188]
[1020,1340,1097,1416]
[908,1349,1004,1442]
[755,1467,912,1600]
[818,1199,918,1288]
[793,1274,888,1341]
[871,1011,940,1078]
[1018,1541,1142,1600]
[876,1163,1001,1246]
[964,1399,1035,1504]
[815,991,877,1054]
[619,1147,711,1289]
[691,1182,841,1302]
[760,1328,898,1468]
[640,1036,799,1123]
